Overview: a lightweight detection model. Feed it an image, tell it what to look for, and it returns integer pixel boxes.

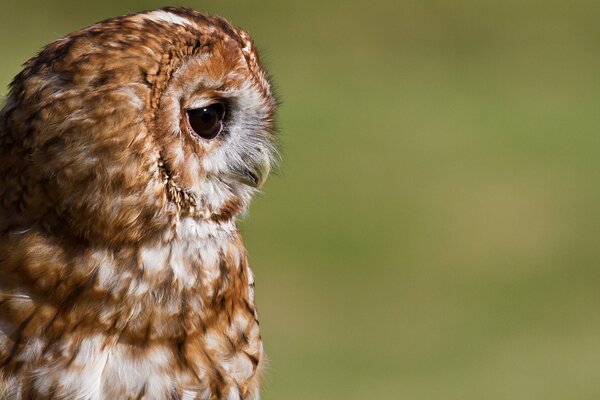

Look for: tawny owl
[0,7,277,399]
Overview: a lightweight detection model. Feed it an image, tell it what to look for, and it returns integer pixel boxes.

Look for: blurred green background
[2,1,600,399]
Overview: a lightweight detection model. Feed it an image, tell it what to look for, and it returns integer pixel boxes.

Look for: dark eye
[185,103,226,140]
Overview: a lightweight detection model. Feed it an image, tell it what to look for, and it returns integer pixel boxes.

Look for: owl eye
[185,103,226,140]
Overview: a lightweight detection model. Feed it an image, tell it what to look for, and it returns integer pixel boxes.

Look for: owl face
[154,26,277,217]
[0,8,277,243]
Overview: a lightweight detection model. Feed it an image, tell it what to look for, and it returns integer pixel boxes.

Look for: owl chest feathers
[0,217,262,399]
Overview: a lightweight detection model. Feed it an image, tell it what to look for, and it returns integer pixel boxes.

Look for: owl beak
[243,156,271,188]
[254,156,271,188]
[234,145,271,188]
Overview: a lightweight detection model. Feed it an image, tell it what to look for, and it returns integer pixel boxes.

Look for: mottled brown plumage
[0,7,276,399]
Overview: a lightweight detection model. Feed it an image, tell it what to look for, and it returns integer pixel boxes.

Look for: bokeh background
[2,1,600,399]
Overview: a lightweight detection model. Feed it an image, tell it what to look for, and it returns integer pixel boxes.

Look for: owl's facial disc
[150,20,276,219]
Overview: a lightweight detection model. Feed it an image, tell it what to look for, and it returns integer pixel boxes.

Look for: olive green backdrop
[2,1,600,399]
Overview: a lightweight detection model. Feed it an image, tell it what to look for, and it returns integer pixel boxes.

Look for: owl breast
[0,218,263,399]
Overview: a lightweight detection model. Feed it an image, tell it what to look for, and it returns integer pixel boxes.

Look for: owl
[0,7,276,400]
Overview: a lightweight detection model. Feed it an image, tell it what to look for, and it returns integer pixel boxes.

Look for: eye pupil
[186,103,225,140]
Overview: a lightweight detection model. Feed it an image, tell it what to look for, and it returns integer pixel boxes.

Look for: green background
[2,1,600,399]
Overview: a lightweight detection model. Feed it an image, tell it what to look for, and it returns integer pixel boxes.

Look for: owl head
[0,8,277,245]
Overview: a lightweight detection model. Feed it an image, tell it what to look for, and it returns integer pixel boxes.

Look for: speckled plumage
[0,7,276,399]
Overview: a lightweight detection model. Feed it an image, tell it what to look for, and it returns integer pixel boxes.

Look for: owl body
[0,8,275,399]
